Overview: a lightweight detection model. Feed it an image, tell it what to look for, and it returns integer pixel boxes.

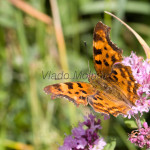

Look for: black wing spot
[111,55,117,63]
[81,90,87,94]
[133,86,137,94]
[95,102,104,107]
[113,75,118,81]
[112,70,117,75]
[68,91,72,94]
[65,82,73,89]
[77,83,83,88]
[103,59,109,66]
[104,46,107,50]
[111,106,118,110]
[95,60,102,64]
[97,96,103,100]
[133,83,139,94]
[124,66,135,81]
[94,47,102,55]
[93,97,97,100]
[106,53,109,58]
[120,68,126,79]
[58,88,62,92]
[75,92,79,94]
[127,85,131,92]
[79,96,86,100]
[129,76,135,82]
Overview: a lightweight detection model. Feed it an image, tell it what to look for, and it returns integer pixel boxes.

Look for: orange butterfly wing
[93,22,123,77]
[109,63,140,105]
[88,90,131,117]
[44,82,95,106]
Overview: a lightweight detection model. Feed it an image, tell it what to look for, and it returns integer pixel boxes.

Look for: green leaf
[104,140,116,150]
[124,119,138,129]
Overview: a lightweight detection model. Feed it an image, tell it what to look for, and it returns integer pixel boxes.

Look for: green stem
[134,114,142,129]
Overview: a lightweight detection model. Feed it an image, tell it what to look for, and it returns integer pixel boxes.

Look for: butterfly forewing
[93,22,123,77]
[44,82,95,106]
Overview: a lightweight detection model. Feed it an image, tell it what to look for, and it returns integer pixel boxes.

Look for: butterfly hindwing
[88,90,131,117]
[93,22,123,77]
[109,63,140,104]
[44,82,95,106]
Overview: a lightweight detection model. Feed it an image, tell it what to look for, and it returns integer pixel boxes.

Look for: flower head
[59,114,106,150]
[122,52,150,118]
[129,122,150,148]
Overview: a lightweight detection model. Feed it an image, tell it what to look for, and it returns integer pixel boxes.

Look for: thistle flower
[59,114,106,150]
[129,122,150,148]
[122,52,150,118]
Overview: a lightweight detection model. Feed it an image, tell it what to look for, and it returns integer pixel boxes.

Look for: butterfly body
[44,21,140,117]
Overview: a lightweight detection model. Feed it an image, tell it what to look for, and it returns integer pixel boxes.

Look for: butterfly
[44,21,140,117]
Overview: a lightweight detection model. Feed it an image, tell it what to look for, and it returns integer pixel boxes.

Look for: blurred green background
[0,0,150,150]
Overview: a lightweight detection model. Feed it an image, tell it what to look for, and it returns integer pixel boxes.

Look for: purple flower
[122,52,150,117]
[59,136,77,150]
[90,138,106,150]
[129,122,150,148]
[59,114,106,150]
